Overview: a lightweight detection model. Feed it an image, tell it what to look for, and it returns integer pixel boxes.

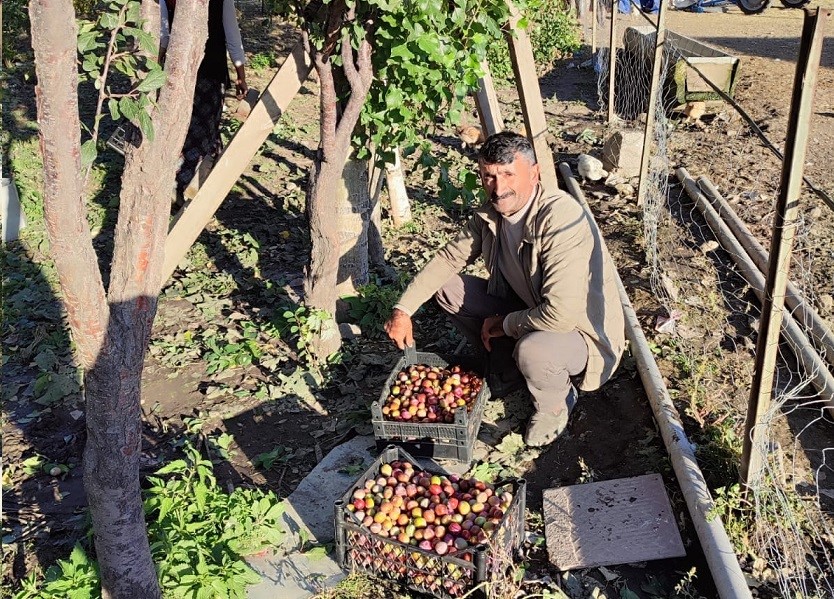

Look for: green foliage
[418,147,483,211]
[14,545,100,599]
[487,0,581,80]
[76,0,164,164]
[340,275,407,337]
[254,445,293,470]
[357,0,511,154]
[707,483,750,554]
[249,51,277,74]
[202,321,266,375]
[16,442,286,598]
[275,305,337,368]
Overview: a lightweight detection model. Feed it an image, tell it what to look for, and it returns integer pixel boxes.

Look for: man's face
[479,152,540,217]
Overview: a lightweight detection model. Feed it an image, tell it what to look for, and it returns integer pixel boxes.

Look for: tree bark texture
[335,157,370,298]
[303,12,373,358]
[30,0,208,596]
[385,147,411,227]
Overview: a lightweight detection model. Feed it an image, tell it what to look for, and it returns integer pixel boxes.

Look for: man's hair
[478,131,537,166]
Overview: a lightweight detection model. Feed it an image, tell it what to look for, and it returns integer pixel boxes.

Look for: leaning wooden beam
[162,40,313,282]
[474,61,504,137]
[505,1,559,191]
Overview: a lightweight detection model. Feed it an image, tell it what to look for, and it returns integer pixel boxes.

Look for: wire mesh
[600,10,834,597]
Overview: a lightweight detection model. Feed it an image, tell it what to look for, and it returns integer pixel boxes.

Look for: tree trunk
[303,19,372,359]
[336,156,370,298]
[30,0,208,594]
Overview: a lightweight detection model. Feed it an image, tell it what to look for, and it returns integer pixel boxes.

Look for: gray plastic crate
[334,445,526,599]
[371,347,489,464]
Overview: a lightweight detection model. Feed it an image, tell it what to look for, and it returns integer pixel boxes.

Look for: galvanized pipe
[558,162,753,599]
[697,175,834,368]
[676,168,834,412]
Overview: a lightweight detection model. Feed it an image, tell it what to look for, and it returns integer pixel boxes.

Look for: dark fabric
[176,77,225,194]
[166,0,230,86]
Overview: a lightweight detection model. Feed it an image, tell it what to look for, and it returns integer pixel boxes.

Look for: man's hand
[480,315,506,352]
[384,308,414,350]
[234,65,248,99]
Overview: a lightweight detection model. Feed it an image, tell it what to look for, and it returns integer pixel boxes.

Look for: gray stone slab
[280,435,378,547]
[543,473,685,571]
[247,551,345,599]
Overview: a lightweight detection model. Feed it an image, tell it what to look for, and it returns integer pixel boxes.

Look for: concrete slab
[247,551,345,599]
[543,473,685,571]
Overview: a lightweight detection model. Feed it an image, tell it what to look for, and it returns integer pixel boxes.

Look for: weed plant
[14,441,286,599]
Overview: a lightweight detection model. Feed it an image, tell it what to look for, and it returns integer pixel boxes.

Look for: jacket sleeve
[503,199,593,337]
[397,216,484,315]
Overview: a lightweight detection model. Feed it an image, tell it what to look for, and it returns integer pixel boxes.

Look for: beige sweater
[398,185,625,391]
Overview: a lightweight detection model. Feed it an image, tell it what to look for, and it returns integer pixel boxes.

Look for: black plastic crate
[371,346,489,464]
[334,445,526,599]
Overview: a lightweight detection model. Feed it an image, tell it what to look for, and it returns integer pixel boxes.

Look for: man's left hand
[481,315,506,352]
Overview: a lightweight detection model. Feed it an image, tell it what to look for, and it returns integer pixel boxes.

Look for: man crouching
[385,132,625,447]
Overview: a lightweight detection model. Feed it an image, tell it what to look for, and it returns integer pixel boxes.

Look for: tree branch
[334,32,372,151]
[29,0,108,368]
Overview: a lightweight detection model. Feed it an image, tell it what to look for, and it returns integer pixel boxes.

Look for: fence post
[739,8,831,489]
[635,4,667,207]
[607,0,617,123]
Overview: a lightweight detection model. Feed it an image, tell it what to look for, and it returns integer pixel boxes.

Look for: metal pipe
[697,175,834,368]
[675,168,834,413]
[558,162,753,599]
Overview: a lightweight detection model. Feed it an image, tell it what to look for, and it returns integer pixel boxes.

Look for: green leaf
[137,68,166,93]
[138,110,154,141]
[119,96,139,121]
[80,138,98,168]
[107,98,120,121]
[620,586,641,599]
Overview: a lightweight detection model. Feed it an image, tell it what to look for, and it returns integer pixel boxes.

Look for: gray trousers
[435,274,588,416]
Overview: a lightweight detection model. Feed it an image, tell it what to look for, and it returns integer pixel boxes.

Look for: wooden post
[739,8,830,489]
[474,61,504,137]
[607,1,618,123]
[591,0,597,56]
[635,0,667,207]
[162,41,312,282]
[505,1,558,191]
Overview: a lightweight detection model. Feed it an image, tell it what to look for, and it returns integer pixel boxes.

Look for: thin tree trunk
[30,0,208,595]
[303,14,372,358]
[367,149,386,268]
[385,147,411,226]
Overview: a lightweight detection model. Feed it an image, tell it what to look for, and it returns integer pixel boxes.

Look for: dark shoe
[524,385,577,447]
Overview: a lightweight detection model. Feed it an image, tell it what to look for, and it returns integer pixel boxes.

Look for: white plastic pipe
[559,162,753,599]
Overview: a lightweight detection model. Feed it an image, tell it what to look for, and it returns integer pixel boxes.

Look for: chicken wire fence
[586,9,834,597]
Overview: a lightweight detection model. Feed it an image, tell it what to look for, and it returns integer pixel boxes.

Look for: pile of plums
[380,364,483,423]
[344,460,514,559]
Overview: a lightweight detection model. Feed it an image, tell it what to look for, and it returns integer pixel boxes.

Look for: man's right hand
[384,308,414,350]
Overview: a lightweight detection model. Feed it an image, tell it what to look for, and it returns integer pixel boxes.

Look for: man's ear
[531,162,541,183]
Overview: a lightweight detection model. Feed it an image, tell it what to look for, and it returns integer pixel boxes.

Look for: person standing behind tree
[159,0,248,198]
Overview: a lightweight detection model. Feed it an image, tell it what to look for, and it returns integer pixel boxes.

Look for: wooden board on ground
[543,473,685,571]
[162,40,313,282]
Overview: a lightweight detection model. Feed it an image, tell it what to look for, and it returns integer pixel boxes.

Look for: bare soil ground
[3,3,834,598]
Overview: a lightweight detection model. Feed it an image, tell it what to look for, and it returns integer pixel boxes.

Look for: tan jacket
[398,185,625,391]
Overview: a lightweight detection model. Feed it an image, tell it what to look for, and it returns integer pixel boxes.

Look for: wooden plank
[740,8,831,489]
[474,61,504,137]
[635,4,667,207]
[505,1,558,191]
[607,3,617,123]
[162,40,313,282]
